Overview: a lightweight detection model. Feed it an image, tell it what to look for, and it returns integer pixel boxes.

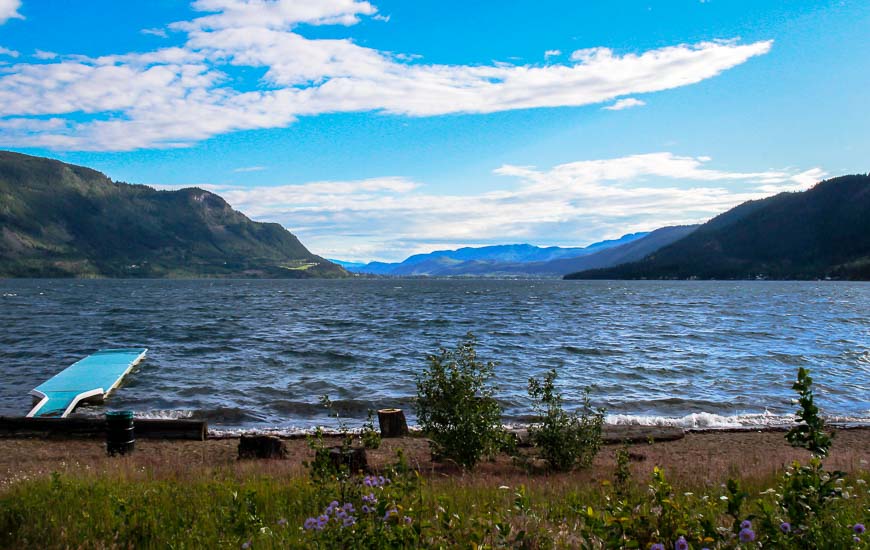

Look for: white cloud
[141,28,169,38]
[604,97,646,110]
[233,165,266,173]
[0,1,774,151]
[199,153,825,261]
[544,49,561,59]
[0,0,22,25]
[0,46,19,57]
[33,49,57,60]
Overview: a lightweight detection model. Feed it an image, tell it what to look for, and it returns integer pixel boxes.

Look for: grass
[1,452,867,549]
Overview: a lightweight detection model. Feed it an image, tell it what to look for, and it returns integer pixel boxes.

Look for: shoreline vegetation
[1,339,868,548]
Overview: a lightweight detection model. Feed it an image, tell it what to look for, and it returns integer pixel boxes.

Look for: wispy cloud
[0,0,22,25]
[0,46,19,57]
[141,28,169,38]
[233,165,266,173]
[32,49,57,60]
[604,97,646,111]
[544,49,561,59]
[0,0,773,151]
[200,153,825,261]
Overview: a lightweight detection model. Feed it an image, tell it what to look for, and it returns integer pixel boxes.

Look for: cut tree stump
[329,446,368,473]
[377,408,409,438]
[238,435,288,459]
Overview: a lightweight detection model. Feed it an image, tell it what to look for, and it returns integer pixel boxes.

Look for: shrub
[527,369,604,471]
[361,410,382,450]
[414,333,504,469]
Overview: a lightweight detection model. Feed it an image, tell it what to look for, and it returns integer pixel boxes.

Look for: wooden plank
[27,348,147,418]
[0,417,208,440]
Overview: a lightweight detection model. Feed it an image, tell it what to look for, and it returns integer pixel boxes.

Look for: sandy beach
[2,427,868,488]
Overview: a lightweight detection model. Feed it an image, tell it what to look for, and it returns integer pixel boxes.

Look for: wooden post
[329,446,368,473]
[377,408,409,438]
[238,435,288,459]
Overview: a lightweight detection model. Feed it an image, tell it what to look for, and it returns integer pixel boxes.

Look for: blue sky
[0,0,867,261]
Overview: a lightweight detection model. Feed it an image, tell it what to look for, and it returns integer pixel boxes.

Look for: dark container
[106,410,135,456]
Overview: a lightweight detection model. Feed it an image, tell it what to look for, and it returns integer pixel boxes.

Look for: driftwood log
[329,446,368,473]
[377,408,409,438]
[0,416,207,440]
[238,435,288,459]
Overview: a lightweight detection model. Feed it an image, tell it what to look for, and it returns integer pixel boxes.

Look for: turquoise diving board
[27,348,147,418]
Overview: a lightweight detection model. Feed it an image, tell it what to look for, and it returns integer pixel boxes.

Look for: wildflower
[403,516,413,525]
[378,476,386,485]
[362,493,377,504]
[740,519,752,529]
[675,536,688,550]
[317,514,329,529]
[342,516,356,528]
[303,517,317,530]
[336,509,347,520]
[780,522,790,533]
[854,537,861,543]
[651,544,665,550]
[383,508,398,521]
[739,528,756,543]
[855,524,866,534]
[326,500,339,514]
[277,518,287,527]
[343,502,355,512]
[362,505,372,514]
[241,540,251,549]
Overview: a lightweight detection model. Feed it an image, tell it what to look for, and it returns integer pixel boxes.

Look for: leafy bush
[361,410,382,450]
[414,333,504,469]
[527,369,604,471]
[785,366,833,456]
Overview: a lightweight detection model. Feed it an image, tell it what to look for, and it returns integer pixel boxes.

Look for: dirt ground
[1,428,868,490]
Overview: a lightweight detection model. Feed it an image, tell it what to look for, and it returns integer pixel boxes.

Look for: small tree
[414,333,503,469]
[785,367,833,457]
[527,369,604,471]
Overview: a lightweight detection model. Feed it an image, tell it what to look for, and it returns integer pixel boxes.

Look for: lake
[1,279,867,433]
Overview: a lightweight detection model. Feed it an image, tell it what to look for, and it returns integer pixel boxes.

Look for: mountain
[497,225,699,276]
[342,234,648,276]
[0,151,347,278]
[565,175,870,280]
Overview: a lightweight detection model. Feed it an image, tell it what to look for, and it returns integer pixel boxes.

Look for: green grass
[1,466,867,549]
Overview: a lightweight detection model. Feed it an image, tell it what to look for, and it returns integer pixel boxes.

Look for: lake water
[1,279,868,433]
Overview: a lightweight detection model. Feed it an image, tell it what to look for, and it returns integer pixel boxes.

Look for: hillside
[565,175,870,280]
[341,234,648,277]
[0,151,347,278]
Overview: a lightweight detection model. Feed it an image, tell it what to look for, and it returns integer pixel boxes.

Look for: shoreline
[2,427,868,487]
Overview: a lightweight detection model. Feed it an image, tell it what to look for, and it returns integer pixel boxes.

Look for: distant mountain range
[566,174,870,280]
[333,229,699,277]
[0,151,347,278]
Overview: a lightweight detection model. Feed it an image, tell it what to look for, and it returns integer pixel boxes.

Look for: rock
[238,435,288,459]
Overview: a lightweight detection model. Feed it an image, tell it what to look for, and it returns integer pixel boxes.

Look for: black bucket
[106,410,135,456]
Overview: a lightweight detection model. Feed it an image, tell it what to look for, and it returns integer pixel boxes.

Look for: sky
[0,0,868,262]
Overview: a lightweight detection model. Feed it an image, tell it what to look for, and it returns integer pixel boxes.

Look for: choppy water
[1,279,868,432]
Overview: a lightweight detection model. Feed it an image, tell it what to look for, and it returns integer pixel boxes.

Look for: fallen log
[0,416,208,441]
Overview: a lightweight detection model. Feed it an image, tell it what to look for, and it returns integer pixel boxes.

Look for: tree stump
[329,446,368,473]
[238,435,288,459]
[377,408,409,438]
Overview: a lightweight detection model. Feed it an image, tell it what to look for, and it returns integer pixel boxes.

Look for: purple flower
[336,509,347,520]
[780,522,791,533]
[855,524,866,534]
[342,516,356,527]
[853,536,861,543]
[317,514,329,529]
[383,508,398,521]
[326,500,339,514]
[277,518,287,527]
[362,505,372,514]
[378,475,386,485]
[403,516,412,525]
[303,517,317,530]
[740,519,752,529]
[651,544,665,550]
[675,536,688,550]
[739,528,755,543]
[342,502,355,513]
[241,540,251,549]
[362,493,377,504]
